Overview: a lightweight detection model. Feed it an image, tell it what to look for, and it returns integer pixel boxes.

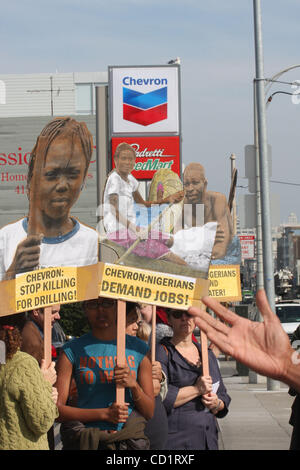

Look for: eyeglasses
[169,310,193,319]
[85,299,116,309]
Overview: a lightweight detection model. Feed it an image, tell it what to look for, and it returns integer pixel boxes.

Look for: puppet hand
[164,190,184,204]
[136,226,148,240]
[215,224,225,242]
[5,234,43,279]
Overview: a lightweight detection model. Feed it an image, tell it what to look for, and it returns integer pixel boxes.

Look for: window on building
[76,84,92,114]
[75,82,106,115]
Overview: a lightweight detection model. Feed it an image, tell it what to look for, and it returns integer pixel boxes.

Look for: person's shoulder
[7,350,39,371]
[22,319,38,332]
[126,334,148,355]
[0,217,25,235]
[160,336,173,347]
[128,174,138,188]
[156,338,172,359]
[76,220,99,237]
[206,345,220,363]
[128,173,138,183]
[62,332,91,350]
[108,170,120,182]
[206,190,227,204]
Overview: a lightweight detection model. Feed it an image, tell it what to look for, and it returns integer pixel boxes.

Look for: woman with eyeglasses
[156,308,231,450]
[55,297,154,450]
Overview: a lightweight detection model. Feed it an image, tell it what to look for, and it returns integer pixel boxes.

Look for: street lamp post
[253,0,278,390]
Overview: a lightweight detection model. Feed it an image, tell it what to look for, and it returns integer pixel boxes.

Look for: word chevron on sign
[123,86,168,126]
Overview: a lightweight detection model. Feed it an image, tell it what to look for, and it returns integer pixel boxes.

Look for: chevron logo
[123,86,168,126]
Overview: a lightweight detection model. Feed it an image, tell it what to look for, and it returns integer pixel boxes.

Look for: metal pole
[249,79,264,384]
[253,0,279,390]
[95,86,108,219]
[254,81,264,297]
[95,85,115,263]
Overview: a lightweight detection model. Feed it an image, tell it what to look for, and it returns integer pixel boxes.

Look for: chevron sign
[123,86,168,126]
[110,66,180,134]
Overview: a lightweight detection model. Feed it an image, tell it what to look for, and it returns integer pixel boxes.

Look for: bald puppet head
[183,163,208,203]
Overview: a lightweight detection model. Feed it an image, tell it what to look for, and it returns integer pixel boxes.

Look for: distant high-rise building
[288,212,298,225]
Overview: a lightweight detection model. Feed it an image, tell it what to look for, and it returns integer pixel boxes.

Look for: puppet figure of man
[180,163,233,260]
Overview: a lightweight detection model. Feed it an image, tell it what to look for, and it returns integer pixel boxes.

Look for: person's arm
[151,360,163,397]
[201,350,231,418]
[114,355,154,420]
[12,354,58,436]
[188,289,300,391]
[201,392,225,415]
[209,193,233,259]
[155,343,211,411]
[173,375,212,408]
[55,352,129,424]
[133,189,184,208]
[108,193,138,234]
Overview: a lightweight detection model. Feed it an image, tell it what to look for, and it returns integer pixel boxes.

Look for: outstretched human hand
[188,289,294,383]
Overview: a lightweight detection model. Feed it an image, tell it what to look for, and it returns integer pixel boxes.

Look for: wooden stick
[116,299,126,405]
[28,136,48,236]
[151,305,156,363]
[228,167,237,214]
[43,306,52,367]
[116,202,175,265]
[200,329,209,376]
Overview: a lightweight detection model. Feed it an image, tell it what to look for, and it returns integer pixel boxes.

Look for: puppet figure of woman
[102,143,185,265]
[0,117,99,280]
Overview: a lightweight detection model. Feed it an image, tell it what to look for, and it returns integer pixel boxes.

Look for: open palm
[189,290,293,381]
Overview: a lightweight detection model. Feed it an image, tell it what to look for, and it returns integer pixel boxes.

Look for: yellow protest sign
[208,265,242,302]
[15,266,78,312]
[99,263,209,309]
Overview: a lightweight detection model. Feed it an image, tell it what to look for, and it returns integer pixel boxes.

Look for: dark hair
[0,314,26,361]
[126,301,139,316]
[113,142,136,161]
[27,117,93,186]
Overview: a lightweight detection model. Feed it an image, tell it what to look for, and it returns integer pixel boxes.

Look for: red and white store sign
[239,235,255,260]
[111,136,180,180]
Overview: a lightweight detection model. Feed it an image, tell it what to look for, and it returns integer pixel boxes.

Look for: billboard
[109,66,180,134]
[111,136,180,179]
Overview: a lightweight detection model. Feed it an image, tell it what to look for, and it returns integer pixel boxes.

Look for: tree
[59,302,89,337]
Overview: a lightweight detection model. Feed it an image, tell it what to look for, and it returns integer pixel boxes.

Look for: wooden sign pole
[116,299,126,404]
[43,306,52,367]
[200,330,209,376]
[151,305,156,363]
[29,138,54,368]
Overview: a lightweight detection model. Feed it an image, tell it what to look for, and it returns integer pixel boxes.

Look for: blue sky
[2,0,300,223]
